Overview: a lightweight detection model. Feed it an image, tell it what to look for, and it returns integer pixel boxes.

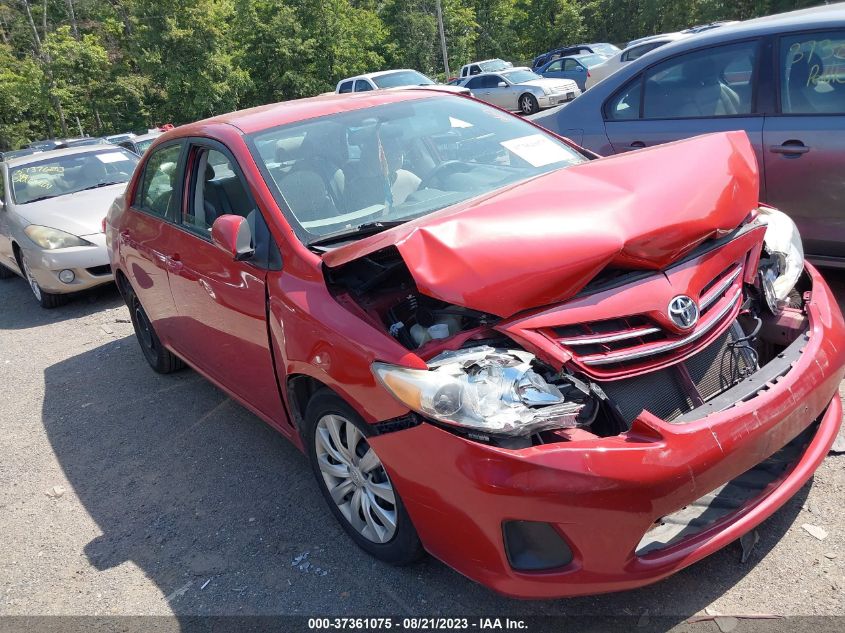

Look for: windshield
[372,71,434,89]
[248,96,586,244]
[479,59,511,72]
[10,148,138,204]
[590,43,621,56]
[502,69,542,84]
[135,138,157,154]
[578,54,607,68]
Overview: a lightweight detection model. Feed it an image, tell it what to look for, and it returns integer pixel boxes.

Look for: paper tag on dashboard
[96,152,127,164]
[501,134,573,167]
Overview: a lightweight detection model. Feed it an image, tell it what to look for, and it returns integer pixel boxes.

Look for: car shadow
[42,336,811,627]
[0,276,123,330]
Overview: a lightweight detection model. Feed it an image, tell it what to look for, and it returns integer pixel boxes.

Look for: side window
[137,143,182,218]
[465,76,482,90]
[623,42,660,62]
[487,75,504,88]
[605,77,642,120]
[354,79,374,92]
[546,60,563,72]
[185,148,256,236]
[642,41,758,119]
[338,81,353,94]
[470,65,481,76]
[563,59,580,71]
[780,32,845,114]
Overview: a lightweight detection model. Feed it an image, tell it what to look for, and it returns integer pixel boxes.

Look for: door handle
[166,253,183,272]
[770,141,809,155]
[624,141,646,150]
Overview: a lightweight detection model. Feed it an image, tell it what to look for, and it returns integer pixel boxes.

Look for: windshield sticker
[96,152,128,164]
[501,134,574,167]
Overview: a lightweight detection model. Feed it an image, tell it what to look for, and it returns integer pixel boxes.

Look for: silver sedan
[0,146,139,307]
[460,68,581,115]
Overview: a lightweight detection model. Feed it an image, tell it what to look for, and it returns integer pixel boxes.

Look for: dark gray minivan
[531,4,845,266]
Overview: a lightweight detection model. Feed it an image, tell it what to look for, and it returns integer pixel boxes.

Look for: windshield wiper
[308,220,408,247]
[76,181,125,192]
[22,194,58,204]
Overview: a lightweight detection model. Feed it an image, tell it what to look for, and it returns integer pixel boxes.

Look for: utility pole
[435,0,450,78]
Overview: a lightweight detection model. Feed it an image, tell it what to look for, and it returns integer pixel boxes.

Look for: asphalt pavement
[0,269,842,627]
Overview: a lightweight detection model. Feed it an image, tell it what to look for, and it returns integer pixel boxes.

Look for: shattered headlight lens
[758,206,804,312]
[24,225,91,250]
[372,346,584,436]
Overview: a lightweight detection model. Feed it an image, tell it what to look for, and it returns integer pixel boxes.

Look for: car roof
[2,144,133,168]
[131,131,164,142]
[653,3,845,53]
[462,59,502,67]
[166,90,448,136]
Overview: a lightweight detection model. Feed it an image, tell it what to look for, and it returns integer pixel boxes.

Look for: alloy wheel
[20,253,42,301]
[314,414,397,544]
[520,95,538,115]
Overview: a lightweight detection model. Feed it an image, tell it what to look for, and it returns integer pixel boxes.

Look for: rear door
[120,141,185,336]
[603,40,765,171]
[763,30,845,259]
[164,139,286,423]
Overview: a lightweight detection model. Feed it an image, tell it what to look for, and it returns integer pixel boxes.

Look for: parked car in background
[458,58,513,78]
[531,43,620,70]
[537,53,607,90]
[336,70,470,96]
[531,3,845,266]
[586,32,689,88]
[0,148,43,162]
[460,68,580,114]
[108,88,844,598]
[0,145,139,307]
[106,132,136,144]
[118,131,164,156]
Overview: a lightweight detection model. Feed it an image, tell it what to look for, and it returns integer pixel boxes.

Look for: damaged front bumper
[368,263,845,598]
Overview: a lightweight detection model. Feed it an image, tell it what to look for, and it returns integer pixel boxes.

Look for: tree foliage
[0,0,827,149]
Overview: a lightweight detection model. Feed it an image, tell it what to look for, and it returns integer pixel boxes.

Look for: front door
[164,140,286,423]
[603,40,765,177]
[762,30,845,259]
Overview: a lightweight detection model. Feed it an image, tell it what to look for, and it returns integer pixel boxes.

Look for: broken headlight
[372,346,585,436]
[758,206,804,313]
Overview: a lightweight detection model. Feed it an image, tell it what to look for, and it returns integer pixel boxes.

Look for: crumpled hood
[324,131,759,318]
[16,183,127,237]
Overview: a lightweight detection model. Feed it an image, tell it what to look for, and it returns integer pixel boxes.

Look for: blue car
[537,53,608,91]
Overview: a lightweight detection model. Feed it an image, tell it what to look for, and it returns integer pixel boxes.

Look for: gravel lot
[0,269,843,627]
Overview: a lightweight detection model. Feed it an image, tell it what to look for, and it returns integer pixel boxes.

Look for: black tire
[124,283,184,374]
[519,93,539,115]
[304,389,424,565]
[0,263,14,279]
[17,249,66,309]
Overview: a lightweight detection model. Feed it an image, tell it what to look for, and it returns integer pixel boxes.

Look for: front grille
[86,265,112,276]
[550,262,744,375]
[600,325,749,425]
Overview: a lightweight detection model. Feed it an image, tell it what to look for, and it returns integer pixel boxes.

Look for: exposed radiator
[599,323,751,425]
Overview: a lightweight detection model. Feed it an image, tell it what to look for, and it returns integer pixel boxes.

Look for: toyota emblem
[668,295,699,330]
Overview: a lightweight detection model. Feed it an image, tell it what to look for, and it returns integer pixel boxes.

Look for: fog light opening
[58,269,75,284]
[503,520,573,572]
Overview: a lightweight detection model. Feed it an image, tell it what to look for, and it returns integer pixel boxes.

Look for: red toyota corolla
[106,90,845,598]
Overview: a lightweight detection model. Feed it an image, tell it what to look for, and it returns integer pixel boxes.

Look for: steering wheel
[420,160,471,190]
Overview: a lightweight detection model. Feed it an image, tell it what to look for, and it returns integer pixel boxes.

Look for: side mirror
[211,214,254,261]
[497,81,507,88]
[577,67,585,72]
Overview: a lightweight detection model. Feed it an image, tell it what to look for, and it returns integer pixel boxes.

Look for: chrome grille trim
[700,266,742,311]
[558,326,662,346]
[580,287,742,366]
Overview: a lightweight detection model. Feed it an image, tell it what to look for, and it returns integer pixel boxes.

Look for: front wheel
[19,251,65,309]
[519,93,539,115]
[305,390,423,565]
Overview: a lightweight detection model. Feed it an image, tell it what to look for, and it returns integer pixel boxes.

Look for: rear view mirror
[211,214,254,261]
[497,81,507,88]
